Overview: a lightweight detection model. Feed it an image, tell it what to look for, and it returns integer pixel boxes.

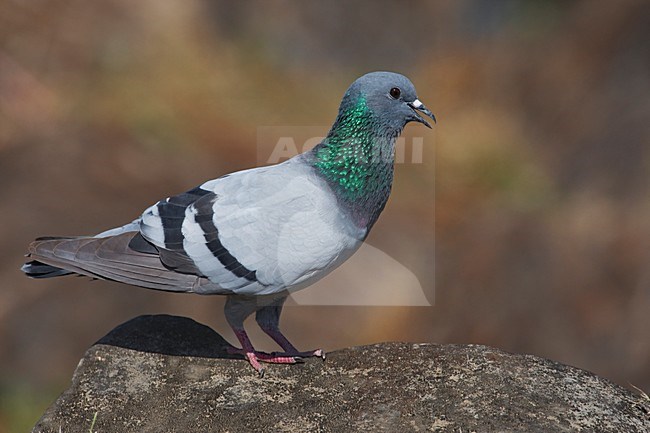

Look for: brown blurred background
[1,0,649,431]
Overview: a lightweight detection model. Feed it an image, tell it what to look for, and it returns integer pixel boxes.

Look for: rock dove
[22,71,435,375]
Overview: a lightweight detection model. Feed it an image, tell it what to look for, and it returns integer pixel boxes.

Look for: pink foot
[227,346,303,376]
[226,346,303,364]
[229,329,323,376]
[275,348,326,360]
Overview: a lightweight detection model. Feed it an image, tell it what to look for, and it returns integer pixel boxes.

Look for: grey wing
[139,180,265,293]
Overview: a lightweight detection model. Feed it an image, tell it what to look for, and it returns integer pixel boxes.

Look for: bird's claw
[227,345,324,376]
[268,348,325,360]
[228,346,304,370]
[280,348,326,360]
[313,348,326,360]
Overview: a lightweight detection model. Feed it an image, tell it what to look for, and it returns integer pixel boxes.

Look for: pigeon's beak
[407,99,436,129]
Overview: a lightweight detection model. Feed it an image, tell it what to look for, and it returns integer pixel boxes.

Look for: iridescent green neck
[310,93,397,229]
[313,95,396,201]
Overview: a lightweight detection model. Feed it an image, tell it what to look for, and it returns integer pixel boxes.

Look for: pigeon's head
[342,71,436,132]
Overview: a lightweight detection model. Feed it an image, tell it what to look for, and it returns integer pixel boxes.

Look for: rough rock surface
[33,315,649,433]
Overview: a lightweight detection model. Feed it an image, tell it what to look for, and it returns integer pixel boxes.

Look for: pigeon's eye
[389,87,401,99]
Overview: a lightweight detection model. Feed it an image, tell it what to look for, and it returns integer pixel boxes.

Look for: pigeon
[22,71,435,376]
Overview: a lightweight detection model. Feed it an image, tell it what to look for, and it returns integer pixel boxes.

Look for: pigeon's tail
[21,232,213,293]
[22,260,74,278]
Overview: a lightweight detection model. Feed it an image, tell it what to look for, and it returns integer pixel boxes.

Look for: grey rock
[33,315,650,433]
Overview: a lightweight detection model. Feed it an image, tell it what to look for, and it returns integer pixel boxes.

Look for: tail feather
[22,232,224,294]
[21,261,74,278]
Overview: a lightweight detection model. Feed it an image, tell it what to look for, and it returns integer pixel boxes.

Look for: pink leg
[255,302,326,360]
[231,329,264,374]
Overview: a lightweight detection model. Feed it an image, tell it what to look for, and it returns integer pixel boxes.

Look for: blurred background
[1,0,649,430]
